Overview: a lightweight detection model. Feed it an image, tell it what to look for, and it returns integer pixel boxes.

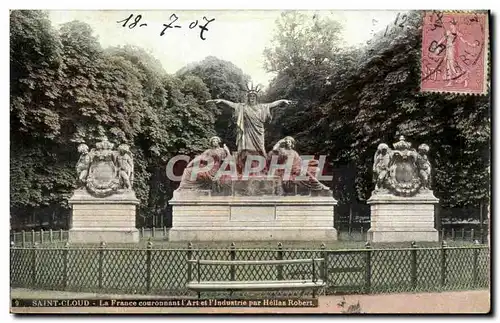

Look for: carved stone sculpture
[76,143,91,187]
[178,136,231,190]
[372,143,391,191]
[171,93,337,242]
[372,136,432,197]
[76,136,135,197]
[268,136,330,193]
[206,83,293,157]
[170,133,337,242]
[368,136,438,243]
[175,134,331,196]
[417,143,431,190]
[116,144,134,189]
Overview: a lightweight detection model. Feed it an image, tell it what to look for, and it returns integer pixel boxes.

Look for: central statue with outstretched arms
[207,84,292,157]
[171,85,336,243]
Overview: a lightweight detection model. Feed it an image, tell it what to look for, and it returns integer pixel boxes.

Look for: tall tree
[10,10,63,140]
[176,56,251,151]
[264,10,490,217]
[109,47,218,226]
[262,11,354,153]
[10,10,71,228]
[10,13,220,228]
[327,11,491,209]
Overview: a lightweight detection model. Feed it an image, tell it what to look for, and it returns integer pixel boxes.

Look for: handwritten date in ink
[117,13,215,40]
[117,14,148,28]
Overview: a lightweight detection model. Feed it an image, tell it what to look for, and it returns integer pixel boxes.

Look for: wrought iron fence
[337,227,488,243]
[10,242,489,297]
[10,226,489,246]
[10,229,68,246]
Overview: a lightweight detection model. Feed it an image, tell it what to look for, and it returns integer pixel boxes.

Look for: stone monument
[168,84,337,241]
[68,137,139,243]
[367,136,438,242]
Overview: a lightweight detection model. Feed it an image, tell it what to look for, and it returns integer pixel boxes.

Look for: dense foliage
[10,10,218,228]
[264,11,490,212]
[10,10,490,228]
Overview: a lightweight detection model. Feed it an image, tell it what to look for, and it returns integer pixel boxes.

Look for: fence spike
[229,242,236,281]
[146,239,153,292]
[187,242,193,249]
[474,239,480,245]
[365,241,372,249]
[98,241,105,289]
[410,241,418,289]
[441,240,447,248]
[32,242,38,286]
[277,242,283,249]
[10,241,15,247]
[320,243,326,250]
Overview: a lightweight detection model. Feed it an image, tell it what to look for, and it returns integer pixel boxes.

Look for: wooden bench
[186,258,327,298]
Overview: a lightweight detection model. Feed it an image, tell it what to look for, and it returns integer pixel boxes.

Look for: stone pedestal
[367,191,439,243]
[169,190,337,241]
[68,189,140,243]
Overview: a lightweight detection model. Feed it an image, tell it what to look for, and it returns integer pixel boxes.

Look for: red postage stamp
[421,11,489,94]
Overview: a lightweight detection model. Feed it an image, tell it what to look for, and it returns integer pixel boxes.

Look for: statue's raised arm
[268,99,294,109]
[206,99,238,109]
[271,138,285,152]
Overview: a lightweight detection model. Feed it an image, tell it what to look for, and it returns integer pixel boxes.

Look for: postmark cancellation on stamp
[421,11,489,95]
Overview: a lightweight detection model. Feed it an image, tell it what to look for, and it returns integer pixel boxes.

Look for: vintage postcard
[9,9,490,314]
